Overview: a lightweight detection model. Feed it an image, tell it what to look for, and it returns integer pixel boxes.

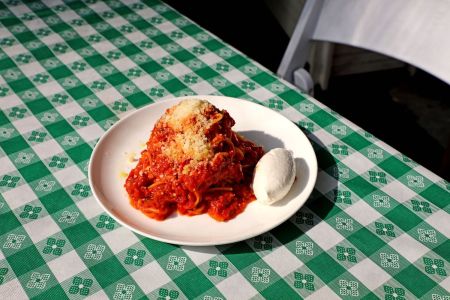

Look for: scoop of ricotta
[253,148,296,205]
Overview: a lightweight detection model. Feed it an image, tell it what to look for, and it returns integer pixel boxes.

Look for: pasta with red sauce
[124,99,264,221]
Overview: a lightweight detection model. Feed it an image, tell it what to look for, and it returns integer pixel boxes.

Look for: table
[0,0,448,299]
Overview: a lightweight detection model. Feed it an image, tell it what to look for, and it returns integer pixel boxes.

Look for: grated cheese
[160,99,220,171]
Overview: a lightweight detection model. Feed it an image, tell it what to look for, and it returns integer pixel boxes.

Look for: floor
[316,69,449,180]
[164,0,450,180]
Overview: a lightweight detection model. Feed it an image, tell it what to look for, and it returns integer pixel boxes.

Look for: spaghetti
[124,99,264,221]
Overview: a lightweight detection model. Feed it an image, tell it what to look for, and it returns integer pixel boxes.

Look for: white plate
[89,95,317,246]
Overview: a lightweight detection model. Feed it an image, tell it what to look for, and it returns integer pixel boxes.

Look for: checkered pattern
[0,0,449,299]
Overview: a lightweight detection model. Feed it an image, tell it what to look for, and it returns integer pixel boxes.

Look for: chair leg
[294,68,314,95]
[277,0,325,83]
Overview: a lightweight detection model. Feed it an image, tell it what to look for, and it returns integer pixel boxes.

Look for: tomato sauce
[124,100,264,221]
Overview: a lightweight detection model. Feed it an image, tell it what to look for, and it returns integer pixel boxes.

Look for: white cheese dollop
[253,148,296,205]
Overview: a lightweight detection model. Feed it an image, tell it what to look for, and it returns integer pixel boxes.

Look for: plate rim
[89,95,318,246]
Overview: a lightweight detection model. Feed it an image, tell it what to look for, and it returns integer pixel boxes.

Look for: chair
[277,0,450,93]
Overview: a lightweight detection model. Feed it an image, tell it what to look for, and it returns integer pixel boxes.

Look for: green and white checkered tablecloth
[0,0,449,299]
